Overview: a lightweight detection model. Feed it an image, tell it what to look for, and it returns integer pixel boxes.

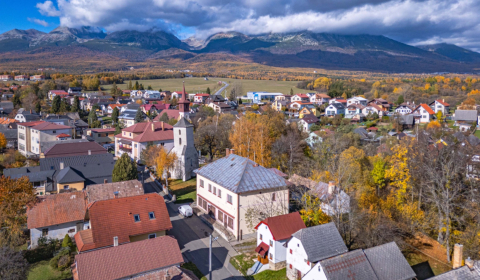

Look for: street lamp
[209,234,218,280]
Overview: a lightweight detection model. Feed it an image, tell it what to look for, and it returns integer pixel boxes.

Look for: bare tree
[244,188,289,231]
[229,82,243,101]
[271,124,307,175]
[22,93,37,112]
[0,246,29,280]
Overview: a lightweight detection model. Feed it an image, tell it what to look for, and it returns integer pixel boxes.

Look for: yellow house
[272,100,289,112]
[55,166,86,192]
[299,107,320,118]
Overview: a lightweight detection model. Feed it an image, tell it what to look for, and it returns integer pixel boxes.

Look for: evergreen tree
[111,107,119,124]
[239,98,243,104]
[158,88,162,92]
[51,95,61,113]
[12,94,21,108]
[206,87,211,95]
[72,96,80,112]
[128,80,133,90]
[397,95,404,105]
[147,85,152,90]
[59,100,70,113]
[290,88,294,95]
[139,84,144,90]
[110,82,118,96]
[62,234,75,251]
[35,101,41,113]
[112,153,138,182]
[88,109,98,127]
[134,81,139,90]
[114,123,122,135]
[159,112,169,122]
[134,108,143,123]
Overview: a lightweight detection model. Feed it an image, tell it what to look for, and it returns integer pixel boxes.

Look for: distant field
[102,77,311,96]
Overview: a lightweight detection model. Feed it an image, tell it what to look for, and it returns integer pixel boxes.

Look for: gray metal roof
[454,110,478,122]
[320,249,379,280]
[364,242,416,280]
[291,222,348,262]
[328,103,346,109]
[194,154,287,193]
[56,167,85,184]
[429,262,480,280]
[40,139,90,154]
[40,153,114,171]
[174,117,193,128]
[354,127,369,139]
[0,128,17,139]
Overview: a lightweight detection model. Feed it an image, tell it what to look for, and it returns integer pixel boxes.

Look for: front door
[296,269,302,280]
[208,205,216,219]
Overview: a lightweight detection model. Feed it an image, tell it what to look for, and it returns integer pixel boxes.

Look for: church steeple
[178,81,190,118]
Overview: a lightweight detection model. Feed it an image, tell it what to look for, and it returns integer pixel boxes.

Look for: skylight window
[134,214,140,222]
[149,212,155,220]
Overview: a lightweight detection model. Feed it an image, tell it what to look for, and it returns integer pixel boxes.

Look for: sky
[1,0,480,51]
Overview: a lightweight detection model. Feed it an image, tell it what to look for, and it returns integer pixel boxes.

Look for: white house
[30,75,45,81]
[429,99,450,115]
[328,98,347,105]
[195,152,289,241]
[48,90,69,100]
[347,96,368,107]
[345,104,365,118]
[291,94,310,103]
[129,90,145,98]
[362,104,382,116]
[395,104,415,115]
[311,93,330,105]
[299,114,319,132]
[454,110,479,132]
[285,223,348,280]
[27,192,86,247]
[253,212,305,271]
[143,90,161,99]
[325,103,345,116]
[412,104,435,123]
[18,121,72,156]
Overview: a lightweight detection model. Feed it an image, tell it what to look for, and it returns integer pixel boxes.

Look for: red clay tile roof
[117,121,174,143]
[74,236,184,280]
[43,142,107,158]
[108,104,124,110]
[195,93,210,97]
[255,242,269,258]
[416,103,435,115]
[90,128,116,133]
[27,192,86,229]
[254,212,306,241]
[75,193,172,252]
[50,90,68,94]
[55,133,71,138]
[296,94,309,98]
[436,99,450,106]
[316,93,331,98]
[19,120,45,127]
[32,122,71,131]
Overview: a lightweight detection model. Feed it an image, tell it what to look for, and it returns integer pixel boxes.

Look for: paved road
[214,81,229,96]
[166,200,244,280]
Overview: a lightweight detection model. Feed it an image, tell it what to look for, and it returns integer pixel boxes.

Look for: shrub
[61,234,75,251]
[57,255,71,270]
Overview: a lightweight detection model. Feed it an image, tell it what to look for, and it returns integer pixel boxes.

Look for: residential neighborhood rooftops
[290,222,348,262]
[73,236,185,280]
[43,142,107,158]
[75,193,172,252]
[255,212,306,241]
[364,242,416,280]
[56,167,85,184]
[154,109,180,120]
[85,180,144,203]
[429,261,480,279]
[194,154,287,193]
[27,192,86,229]
[40,153,114,170]
[328,103,346,109]
[301,114,319,124]
[432,99,450,107]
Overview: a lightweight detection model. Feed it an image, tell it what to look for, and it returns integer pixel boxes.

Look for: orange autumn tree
[155,147,177,183]
[0,132,6,149]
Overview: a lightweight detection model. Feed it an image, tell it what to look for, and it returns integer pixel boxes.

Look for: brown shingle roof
[154,109,180,120]
[85,180,144,203]
[255,212,306,241]
[27,192,86,229]
[75,193,172,252]
[32,122,71,131]
[74,236,185,280]
[119,121,174,143]
[43,142,107,158]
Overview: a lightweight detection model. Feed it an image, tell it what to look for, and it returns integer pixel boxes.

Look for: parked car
[178,205,193,217]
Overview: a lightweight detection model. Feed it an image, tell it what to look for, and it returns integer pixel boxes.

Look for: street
[214,81,229,96]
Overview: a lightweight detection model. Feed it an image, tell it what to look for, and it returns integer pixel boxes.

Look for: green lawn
[181,262,207,280]
[169,178,197,204]
[230,254,288,280]
[27,260,72,280]
[101,77,311,97]
[474,130,480,139]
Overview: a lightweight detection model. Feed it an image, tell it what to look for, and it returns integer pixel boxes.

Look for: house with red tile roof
[153,109,180,121]
[72,236,196,280]
[254,212,306,270]
[194,93,211,103]
[48,90,69,100]
[18,121,72,157]
[27,191,86,247]
[413,104,435,123]
[114,121,174,161]
[74,193,172,252]
[429,99,450,115]
[291,94,310,103]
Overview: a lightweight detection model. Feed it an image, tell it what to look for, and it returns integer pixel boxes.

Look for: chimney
[104,179,108,184]
[59,162,64,170]
[328,181,336,195]
[465,257,474,269]
[161,122,164,131]
[164,270,171,280]
[113,236,118,247]
[226,148,230,156]
[88,150,91,155]
[230,149,234,155]
[113,191,119,198]
[453,243,463,269]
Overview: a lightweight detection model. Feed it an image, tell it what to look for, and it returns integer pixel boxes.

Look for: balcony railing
[119,144,132,151]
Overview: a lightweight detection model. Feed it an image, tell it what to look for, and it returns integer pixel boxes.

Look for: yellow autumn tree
[425,83,431,90]
[393,87,402,94]
[155,146,178,182]
[0,132,6,149]
[385,143,411,206]
[468,89,480,96]
[313,77,331,89]
[299,194,331,227]
[374,90,380,98]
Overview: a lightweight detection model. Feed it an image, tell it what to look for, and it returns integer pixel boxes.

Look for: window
[289,264,292,269]
[272,193,276,201]
[42,228,48,236]
[213,187,216,195]
[134,144,137,148]
[198,197,204,209]
[63,185,69,190]
[227,216,234,229]
[208,184,212,192]
[148,233,156,239]
[179,138,182,145]
[179,130,181,135]
[290,249,292,254]
[149,212,155,220]
[52,130,56,133]
[260,234,263,240]
[269,253,273,260]
[227,194,233,204]
[68,228,75,233]
[134,214,140,222]
[270,240,273,247]
[218,210,224,223]
[218,189,221,198]
[200,179,204,188]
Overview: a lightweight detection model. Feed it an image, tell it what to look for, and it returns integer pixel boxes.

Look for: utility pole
[209,234,218,280]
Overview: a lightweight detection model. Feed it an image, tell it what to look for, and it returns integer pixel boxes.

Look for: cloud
[35,0,480,51]
[27,17,50,27]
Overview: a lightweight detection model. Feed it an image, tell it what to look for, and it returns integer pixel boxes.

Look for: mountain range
[0,26,479,73]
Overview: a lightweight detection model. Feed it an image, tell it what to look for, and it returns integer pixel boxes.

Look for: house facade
[18,121,71,157]
[325,103,345,116]
[395,104,415,115]
[430,99,450,115]
[291,94,310,103]
[15,75,29,81]
[413,104,435,123]
[195,153,289,240]
[48,90,69,100]
[347,96,368,106]
[30,75,45,81]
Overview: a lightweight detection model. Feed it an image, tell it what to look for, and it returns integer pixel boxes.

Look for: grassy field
[27,260,72,280]
[169,178,197,204]
[230,254,288,280]
[101,77,311,96]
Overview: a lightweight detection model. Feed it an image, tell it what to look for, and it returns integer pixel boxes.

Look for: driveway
[166,200,244,280]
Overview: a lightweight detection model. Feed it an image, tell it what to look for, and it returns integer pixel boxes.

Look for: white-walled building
[254,212,306,271]
[395,104,415,115]
[195,152,289,240]
[285,223,348,280]
[18,121,72,157]
[325,103,345,116]
[412,104,435,123]
[429,99,450,115]
[170,118,199,181]
[347,96,368,107]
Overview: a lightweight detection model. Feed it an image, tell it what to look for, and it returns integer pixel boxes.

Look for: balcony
[119,144,132,151]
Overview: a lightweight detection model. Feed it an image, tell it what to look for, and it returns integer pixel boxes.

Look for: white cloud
[27,17,50,27]
[35,0,480,50]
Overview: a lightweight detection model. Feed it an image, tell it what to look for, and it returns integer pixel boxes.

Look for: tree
[271,125,307,175]
[134,81,139,90]
[35,101,41,114]
[69,79,80,87]
[290,88,294,95]
[111,107,119,124]
[244,188,289,230]
[114,123,123,135]
[12,94,21,108]
[0,176,36,244]
[110,82,119,96]
[51,95,61,113]
[159,112,169,123]
[0,246,29,280]
[71,96,80,112]
[127,80,133,90]
[154,146,177,184]
[112,153,138,182]
[134,108,143,123]
[397,95,404,105]
[59,100,70,113]
[206,87,211,95]
[88,109,100,128]
[22,93,37,112]
[229,82,243,101]
[371,156,386,194]
[436,111,443,122]
[195,114,235,160]
[0,133,7,149]
[426,120,441,130]
[61,234,75,252]
[299,194,331,227]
